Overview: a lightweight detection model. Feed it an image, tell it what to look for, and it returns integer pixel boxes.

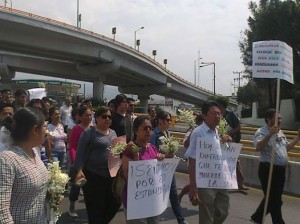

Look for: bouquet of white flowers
[109,142,127,157]
[159,136,180,154]
[177,109,195,127]
[218,117,228,137]
[47,162,69,224]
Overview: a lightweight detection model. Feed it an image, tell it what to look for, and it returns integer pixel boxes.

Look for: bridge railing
[0,6,218,97]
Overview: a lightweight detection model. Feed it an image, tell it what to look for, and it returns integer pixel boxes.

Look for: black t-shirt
[110,112,127,137]
[224,110,241,143]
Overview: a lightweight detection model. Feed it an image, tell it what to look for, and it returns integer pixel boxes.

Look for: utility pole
[233,71,243,88]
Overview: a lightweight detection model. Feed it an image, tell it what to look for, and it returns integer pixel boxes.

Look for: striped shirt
[0,146,48,224]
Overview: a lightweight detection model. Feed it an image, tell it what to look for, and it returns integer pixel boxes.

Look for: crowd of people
[0,88,298,224]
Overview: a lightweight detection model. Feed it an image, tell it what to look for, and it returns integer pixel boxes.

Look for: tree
[239,0,300,108]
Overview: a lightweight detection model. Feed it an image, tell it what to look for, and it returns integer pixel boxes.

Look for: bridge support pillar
[93,81,105,100]
[138,95,149,113]
[0,63,15,83]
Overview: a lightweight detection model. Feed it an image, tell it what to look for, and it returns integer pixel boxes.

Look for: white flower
[218,117,228,137]
[159,136,180,154]
[131,144,141,153]
[109,142,127,157]
[47,162,70,222]
[177,109,196,127]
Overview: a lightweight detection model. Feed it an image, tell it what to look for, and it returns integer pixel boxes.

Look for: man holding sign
[185,101,237,224]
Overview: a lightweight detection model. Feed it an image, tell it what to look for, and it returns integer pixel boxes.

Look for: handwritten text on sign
[252,40,293,84]
[127,158,179,220]
[196,137,242,189]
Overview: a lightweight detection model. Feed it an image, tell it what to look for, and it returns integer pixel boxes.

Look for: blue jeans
[169,175,185,223]
[51,151,66,168]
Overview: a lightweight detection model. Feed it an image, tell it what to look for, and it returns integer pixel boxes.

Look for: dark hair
[14,89,27,97]
[78,105,90,117]
[265,108,276,123]
[195,113,204,125]
[48,107,59,123]
[133,115,151,141]
[107,99,115,106]
[114,94,128,110]
[1,89,11,94]
[148,106,155,113]
[155,111,171,125]
[201,100,220,115]
[27,98,44,109]
[0,103,13,113]
[8,108,45,142]
[95,106,110,118]
[71,108,79,121]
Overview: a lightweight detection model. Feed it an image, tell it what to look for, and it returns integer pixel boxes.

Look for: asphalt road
[57,172,300,224]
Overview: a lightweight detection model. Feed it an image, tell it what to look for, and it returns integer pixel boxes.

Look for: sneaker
[68,211,78,218]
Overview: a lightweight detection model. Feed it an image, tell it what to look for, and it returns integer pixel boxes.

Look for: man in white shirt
[59,96,72,132]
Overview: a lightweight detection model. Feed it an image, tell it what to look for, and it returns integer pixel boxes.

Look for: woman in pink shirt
[68,106,92,218]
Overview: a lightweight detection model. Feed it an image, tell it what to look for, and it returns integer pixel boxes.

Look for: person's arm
[0,156,15,223]
[287,132,300,151]
[121,154,131,182]
[188,158,199,206]
[74,128,90,169]
[255,125,278,151]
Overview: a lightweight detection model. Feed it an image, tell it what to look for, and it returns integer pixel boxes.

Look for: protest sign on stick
[252,40,293,224]
[195,137,242,189]
[126,158,179,220]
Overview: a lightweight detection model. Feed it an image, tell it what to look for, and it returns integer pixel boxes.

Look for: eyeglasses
[100,115,112,120]
[143,126,153,131]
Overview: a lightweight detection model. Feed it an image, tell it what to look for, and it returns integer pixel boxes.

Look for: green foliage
[90,97,106,109]
[237,81,260,106]
[239,0,300,107]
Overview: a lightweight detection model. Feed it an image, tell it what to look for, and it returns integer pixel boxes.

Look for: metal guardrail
[0,6,221,98]
[170,124,300,158]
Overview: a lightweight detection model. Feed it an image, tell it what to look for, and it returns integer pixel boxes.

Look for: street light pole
[134,27,144,50]
[193,57,202,85]
[200,62,216,95]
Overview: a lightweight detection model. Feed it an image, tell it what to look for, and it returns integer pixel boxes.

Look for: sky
[8,0,256,100]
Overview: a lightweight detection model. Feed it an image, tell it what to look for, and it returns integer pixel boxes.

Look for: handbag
[69,126,96,183]
[112,165,126,203]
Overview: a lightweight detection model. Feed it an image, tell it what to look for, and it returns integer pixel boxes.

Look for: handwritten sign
[127,158,180,220]
[252,40,293,84]
[195,137,241,189]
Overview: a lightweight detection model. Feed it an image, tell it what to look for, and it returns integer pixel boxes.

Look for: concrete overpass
[0,6,229,110]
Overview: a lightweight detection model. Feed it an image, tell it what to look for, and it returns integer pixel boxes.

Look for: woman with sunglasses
[121,115,165,223]
[74,106,120,224]
[149,111,188,224]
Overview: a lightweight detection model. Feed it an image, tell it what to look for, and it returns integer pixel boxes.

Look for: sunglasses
[143,126,153,131]
[101,115,112,120]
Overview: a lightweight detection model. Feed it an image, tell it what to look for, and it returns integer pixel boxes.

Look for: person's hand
[75,170,85,183]
[156,153,165,161]
[126,142,140,160]
[270,125,279,135]
[221,134,232,143]
[189,185,200,206]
